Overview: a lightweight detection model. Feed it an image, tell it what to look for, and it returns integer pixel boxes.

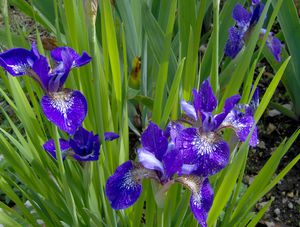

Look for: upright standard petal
[106,161,158,210]
[266,36,282,62]
[41,89,87,134]
[141,122,168,161]
[0,48,37,76]
[48,50,73,92]
[249,3,264,26]
[32,55,51,90]
[232,4,251,27]
[176,176,213,227]
[224,27,245,59]
[175,128,230,176]
[69,127,100,161]
[43,139,70,160]
[51,47,92,68]
[193,80,217,114]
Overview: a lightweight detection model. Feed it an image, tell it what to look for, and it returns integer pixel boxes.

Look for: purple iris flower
[175,79,258,177]
[43,127,119,161]
[106,122,214,226]
[0,44,92,134]
[224,1,282,62]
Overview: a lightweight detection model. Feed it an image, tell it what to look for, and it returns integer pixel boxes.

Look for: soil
[246,76,300,227]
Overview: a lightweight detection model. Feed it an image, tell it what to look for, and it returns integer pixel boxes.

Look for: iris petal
[175,128,230,176]
[104,132,119,141]
[189,178,214,227]
[51,47,91,68]
[214,94,241,128]
[41,89,87,134]
[162,149,183,178]
[106,161,158,210]
[176,176,214,227]
[266,36,282,62]
[141,122,168,161]
[167,122,185,142]
[193,80,217,113]
[232,4,252,27]
[0,48,36,76]
[180,100,197,121]
[137,148,164,173]
[43,139,70,160]
[222,109,258,146]
[224,27,245,59]
[32,55,51,90]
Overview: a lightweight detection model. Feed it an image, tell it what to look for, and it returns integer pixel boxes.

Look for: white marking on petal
[6,58,33,74]
[193,132,220,156]
[50,91,74,127]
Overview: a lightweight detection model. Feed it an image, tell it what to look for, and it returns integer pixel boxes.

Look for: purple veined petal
[175,128,230,176]
[232,4,252,28]
[51,47,79,63]
[71,140,100,161]
[32,55,51,90]
[180,164,198,175]
[141,122,168,161]
[73,52,92,67]
[72,126,90,145]
[176,176,214,227]
[41,89,87,134]
[137,148,164,173]
[69,127,101,161]
[221,109,259,147]
[106,161,142,210]
[167,121,185,142]
[175,128,201,163]
[224,27,245,59]
[193,80,218,114]
[0,48,37,76]
[50,49,74,91]
[31,42,40,59]
[266,36,282,62]
[106,161,159,210]
[214,94,241,129]
[104,132,119,141]
[162,148,183,179]
[250,3,264,26]
[181,100,197,121]
[43,138,70,160]
[47,62,72,92]
[51,47,92,68]
[202,112,217,133]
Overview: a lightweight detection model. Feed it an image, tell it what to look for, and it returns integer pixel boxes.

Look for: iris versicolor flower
[224,0,282,62]
[106,122,214,226]
[176,79,258,176]
[43,127,119,161]
[0,44,92,134]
